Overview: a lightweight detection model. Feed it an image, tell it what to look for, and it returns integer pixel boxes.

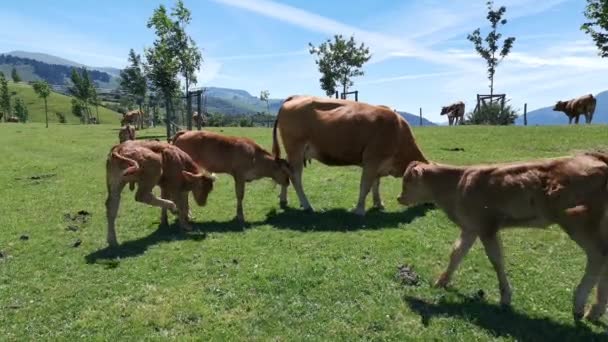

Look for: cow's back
[277,96,419,168]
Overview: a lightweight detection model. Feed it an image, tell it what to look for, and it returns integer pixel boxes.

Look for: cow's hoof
[372,203,385,211]
[434,274,450,288]
[302,206,314,213]
[573,310,585,322]
[584,305,606,322]
[180,224,193,232]
[279,201,288,209]
[107,240,119,248]
[351,208,366,216]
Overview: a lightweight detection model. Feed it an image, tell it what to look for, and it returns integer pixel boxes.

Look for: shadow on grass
[135,135,166,141]
[85,220,247,263]
[404,295,606,341]
[264,203,434,232]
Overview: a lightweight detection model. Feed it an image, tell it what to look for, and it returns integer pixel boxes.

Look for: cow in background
[398,152,608,321]
[440,101,465,126]
[118,125,136,143]
[553,94,596,124]
[6,116,19,123]
[121,109,143,128]
[273,95,427,216]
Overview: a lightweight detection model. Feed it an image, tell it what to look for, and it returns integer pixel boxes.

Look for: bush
[71,99,86,118]
[465,103,518,125]
[13,97,28,122]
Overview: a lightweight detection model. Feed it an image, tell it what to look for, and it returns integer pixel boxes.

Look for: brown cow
[121,110,143,127]
[6,116,19,123]
[273,95,427,216]
[553,94,596,124]
[105,140,216,246]
[172,130,291,222]
[398,152,608,321]
[118,125,136,143]
[440,101,465,126]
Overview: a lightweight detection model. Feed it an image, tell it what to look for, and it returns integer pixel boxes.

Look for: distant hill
[0,52,120,89]
[5,82,121,124]
[396,111,436,126]
[515,91,608,125]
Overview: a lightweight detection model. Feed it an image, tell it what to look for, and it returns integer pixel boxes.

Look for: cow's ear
[182,171,198,182]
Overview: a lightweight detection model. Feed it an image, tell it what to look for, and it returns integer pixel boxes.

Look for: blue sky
[0,0,604,122]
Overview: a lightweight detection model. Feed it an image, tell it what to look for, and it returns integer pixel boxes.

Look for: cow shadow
[85,220,248,264]
[404,294,606,341]
[135,135,166,141]
[265,203,434,232]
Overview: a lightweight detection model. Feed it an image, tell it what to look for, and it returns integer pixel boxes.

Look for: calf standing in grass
[553,94,596,124]
[118,124,136,143]
[172,130,291,222]
[105,140,216,246]
[398,153,608,321]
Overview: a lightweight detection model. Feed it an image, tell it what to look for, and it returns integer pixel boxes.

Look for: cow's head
[440,106,450,115]
[398,161,433,206]
[553,101,567,112]
[272,158,291,186]
[182,171,216,206]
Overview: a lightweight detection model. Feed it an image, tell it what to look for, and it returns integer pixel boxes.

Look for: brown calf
[6,116,19,123]
[273,95,427,216]
[172,130,291,222]
[398,153,608,321]
[121,109,143,127]
[553,94,597,124]
[440,101,465,126]
[118,125,136,143]
[105,140,215,246]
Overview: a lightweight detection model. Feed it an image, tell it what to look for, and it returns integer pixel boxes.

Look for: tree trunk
[95,105,100,124]
[138,102,143,130]
[44,98,48,128]
[165,98,172,142]
[266,100,270,114]
[186,77,192,130]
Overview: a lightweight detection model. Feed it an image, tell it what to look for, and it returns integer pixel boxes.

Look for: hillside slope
[516,91,608,125]
[6,82,121,124]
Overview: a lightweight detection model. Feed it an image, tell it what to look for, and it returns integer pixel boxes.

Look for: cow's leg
[105,182,126,247]
[234,176,246,222]
[285,149,313,211]
[135,185,177,212]
[569,116,573,125]
[448,117,453,126]
[352,165,377,216]
[435,230,478,288]
[160,187,170,226]
[585,267,608,321]
[573,252,603,320]
[279,185,288,209]
[575,115,580,124]
[480,232,512,306]
[371,178,384,210]
[175,191,193,232]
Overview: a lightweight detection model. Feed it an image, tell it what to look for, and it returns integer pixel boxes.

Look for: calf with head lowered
[105,140,216,246]
[172,130,291,222]
[398,152,608,321]
[118,124,136,143]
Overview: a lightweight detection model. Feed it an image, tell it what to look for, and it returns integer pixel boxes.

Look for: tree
[0,73,10,121]
[32,80,51,128]
[146,4,182,141]
[465,102,518,125]
[13,97,28,122]
[11,67,21,83]
[120,49,148,128]
[172,0,202,130]
[467,1,515,100]
[309,35,371,96]
[582,0,608,57]
[69,68,94,124]
[260,90,270,114]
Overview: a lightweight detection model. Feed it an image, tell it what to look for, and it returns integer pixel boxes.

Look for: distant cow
[105,140,216,246]
[192,111,207,128]
[121,110,143,127]
[440,101,465,126]
[398,152,608,321]
[553,94,596,124]
[6,116,19,123]
[172,130,291,222]
[273,95,427,216]
[118,125,136,143]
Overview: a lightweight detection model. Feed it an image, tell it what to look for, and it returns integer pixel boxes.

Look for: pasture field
[2,123,608,340]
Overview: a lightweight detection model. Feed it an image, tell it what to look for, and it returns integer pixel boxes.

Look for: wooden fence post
[419,108,423,126]
[523,103,527,126]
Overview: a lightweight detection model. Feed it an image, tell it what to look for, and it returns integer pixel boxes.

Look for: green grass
[6,82,121,125]
[1,124,608,340]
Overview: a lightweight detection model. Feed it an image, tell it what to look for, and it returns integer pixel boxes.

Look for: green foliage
[71,98,87,119]
[11,67,21,83]
[146,5,181,101]
[466,102,518,125]
[260,90,270,113]
[120,49,148,107]
[55,111,67,123]
[309,35,372,96]
[32,80,52,127]
[0,73,10,120]
[467,1,516,96]
[12,97,28,122]
[68,68,96,124]
[582,0,608,57]
[172,0,202,92]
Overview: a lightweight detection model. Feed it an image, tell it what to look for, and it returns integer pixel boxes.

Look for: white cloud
[359,71,464,86]
[212,49,308,61]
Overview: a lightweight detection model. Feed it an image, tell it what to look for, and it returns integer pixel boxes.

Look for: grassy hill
[6,82,121,125]
[1,124,608,339]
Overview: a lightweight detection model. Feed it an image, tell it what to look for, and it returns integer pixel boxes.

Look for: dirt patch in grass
[396,264,420,286]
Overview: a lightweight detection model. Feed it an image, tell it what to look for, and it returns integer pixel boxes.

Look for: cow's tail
[590,95,597,114]
[170,130,188,145]
[111,152,140,177]
[272,117,281,159]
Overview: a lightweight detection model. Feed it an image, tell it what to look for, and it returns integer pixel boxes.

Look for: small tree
[466,102,518,125]
[467,1,516,100]
[260,90,270,113]
[582,0,608,57]
[11,68,21,83]
[309,35,371,96]
[120,49,148,128]
[69,68,93,124]
[0,73,10,121]
[13,97,28,122]
[32,80,51,128]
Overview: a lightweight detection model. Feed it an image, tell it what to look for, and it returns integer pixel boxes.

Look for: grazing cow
[121,110,143,127]
[273,95,427,216]
[172,130,291,222]
[398,152,608,321]
[6,116,19,123]
[105,140,216,246]
[440,101,465,126]
[118,125,136,143]
[553,94,597,124]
